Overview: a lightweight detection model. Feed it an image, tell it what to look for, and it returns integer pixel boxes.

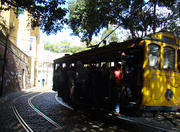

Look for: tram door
[122,47,144,104]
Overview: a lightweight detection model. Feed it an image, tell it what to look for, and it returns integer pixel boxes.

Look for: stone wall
[0,32,31,95]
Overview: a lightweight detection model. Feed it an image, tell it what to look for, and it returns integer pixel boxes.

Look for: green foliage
[89,40,100,46]
[60,40,71,52]
[68,45,88,53]
[44,40,88,53]
[68,0,179,44]
[1,0,67,35]
[101,26,119,43]
[44,43,60,53]
[68,0,112,46]
[2,0,179,41]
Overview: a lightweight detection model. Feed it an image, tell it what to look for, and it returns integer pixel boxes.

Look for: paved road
[0,87,128,132]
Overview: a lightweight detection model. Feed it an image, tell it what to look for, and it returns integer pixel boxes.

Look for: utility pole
[0,34,9,96]
[153,0,157,34]
[0,18,11,96]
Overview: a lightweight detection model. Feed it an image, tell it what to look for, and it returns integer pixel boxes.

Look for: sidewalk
[22,86,54,92]
[0,87,54,104]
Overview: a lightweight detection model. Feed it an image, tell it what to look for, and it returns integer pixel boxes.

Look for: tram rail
[116,115,172,132]
[11,92,61,132]
[28,93,61,128]
[11,103,34,132]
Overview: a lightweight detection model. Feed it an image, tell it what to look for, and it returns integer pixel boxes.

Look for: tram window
[62,63,66,68]
[71,63,75,67]
[177,50,180,72]
[148,44,160,69]
[163,47,175,70]
[55,64,60,70]
[111,62,115,67]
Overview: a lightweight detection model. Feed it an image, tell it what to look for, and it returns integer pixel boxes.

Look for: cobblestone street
[0,87,128,132]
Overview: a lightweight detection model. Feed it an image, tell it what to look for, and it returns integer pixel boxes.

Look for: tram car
[53,32,180,113]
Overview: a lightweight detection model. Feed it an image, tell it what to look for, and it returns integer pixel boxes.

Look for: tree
[68,0,112,46]
[101,26,119,44]
[0,0,67,35]
[89,40,100,46]
[68,0,179,46]
[44,40,88,53]
[68,45,88,53]
[44,43,60,53]
[60,40,71,52]
[157,1,180,37]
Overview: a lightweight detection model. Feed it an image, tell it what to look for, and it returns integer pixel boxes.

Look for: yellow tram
[141,32,180,111]
[53,32,180,112]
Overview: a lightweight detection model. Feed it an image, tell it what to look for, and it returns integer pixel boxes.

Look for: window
[162,36,176,45]
[177,50,180,72]
[148,44,160,69]
[163,47,175,70]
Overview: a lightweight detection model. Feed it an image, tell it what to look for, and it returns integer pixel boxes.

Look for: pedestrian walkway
[23,87,54,93]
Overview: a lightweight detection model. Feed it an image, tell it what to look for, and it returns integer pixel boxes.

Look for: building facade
[17,12,40,87]
[0,7,40,94]
[36,43,66,88]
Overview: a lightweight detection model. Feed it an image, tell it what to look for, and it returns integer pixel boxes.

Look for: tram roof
[54,38,142,64]
[54,32,180,64]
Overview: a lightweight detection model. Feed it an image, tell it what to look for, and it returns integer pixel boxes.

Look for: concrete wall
[0,32,31,95]
[1,9,40,90]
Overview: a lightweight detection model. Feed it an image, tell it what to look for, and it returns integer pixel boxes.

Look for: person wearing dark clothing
[75,61,88,100]
[110,63,122,115]
[42,78,45,87]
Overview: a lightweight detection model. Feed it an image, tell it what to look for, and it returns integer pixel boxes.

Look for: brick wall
[0,32,31,95]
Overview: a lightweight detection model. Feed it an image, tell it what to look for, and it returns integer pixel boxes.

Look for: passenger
[121,52,126,73]
[111,63,123,115]
[52,66,60,91]
[121,52,133,103]
[75,61,88,99]
[67,64,76,102]
[56,66,64,97]
[60,65,69,101]
[101,64,110,104]
[89,64,102,107]
[63,64,71,102]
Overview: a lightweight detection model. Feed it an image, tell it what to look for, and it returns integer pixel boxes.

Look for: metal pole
[0,35,9,96]
[88,24,121,48]
[153,0,157,34]
[98,25,121,47]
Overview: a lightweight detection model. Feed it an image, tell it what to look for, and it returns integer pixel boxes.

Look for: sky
[40,27,83,46]
[40,0,84,46]
[40,24,131,46]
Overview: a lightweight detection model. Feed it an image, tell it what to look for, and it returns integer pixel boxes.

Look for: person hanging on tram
[111,63,123,115]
